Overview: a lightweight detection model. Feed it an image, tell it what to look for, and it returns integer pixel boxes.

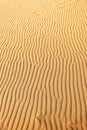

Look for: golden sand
[0,0,87,130]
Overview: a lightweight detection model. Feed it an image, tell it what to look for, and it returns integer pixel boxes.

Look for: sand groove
[0,0,87,130]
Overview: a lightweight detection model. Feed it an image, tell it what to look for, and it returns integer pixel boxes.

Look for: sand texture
[0,0,87,130]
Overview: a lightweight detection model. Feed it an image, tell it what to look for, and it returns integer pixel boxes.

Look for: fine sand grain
[0,0,87,130]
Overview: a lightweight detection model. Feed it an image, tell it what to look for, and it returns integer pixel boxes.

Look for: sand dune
[0,0,87,130]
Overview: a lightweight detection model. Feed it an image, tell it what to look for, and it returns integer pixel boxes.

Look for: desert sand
[0,0,87,130]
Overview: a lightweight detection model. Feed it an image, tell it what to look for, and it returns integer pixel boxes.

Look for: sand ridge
[0,0,87,130]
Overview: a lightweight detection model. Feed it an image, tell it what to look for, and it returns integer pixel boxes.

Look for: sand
[0,0,87,130]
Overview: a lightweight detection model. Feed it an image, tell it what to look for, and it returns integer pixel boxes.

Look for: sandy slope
[0,0,87,130]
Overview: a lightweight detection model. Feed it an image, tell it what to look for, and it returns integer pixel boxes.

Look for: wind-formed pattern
[0,0,87,130]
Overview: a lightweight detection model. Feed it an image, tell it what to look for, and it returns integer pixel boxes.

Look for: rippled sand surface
[0,0,87,130]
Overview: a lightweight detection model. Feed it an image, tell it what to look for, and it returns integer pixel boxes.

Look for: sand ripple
[0,0,87,130]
